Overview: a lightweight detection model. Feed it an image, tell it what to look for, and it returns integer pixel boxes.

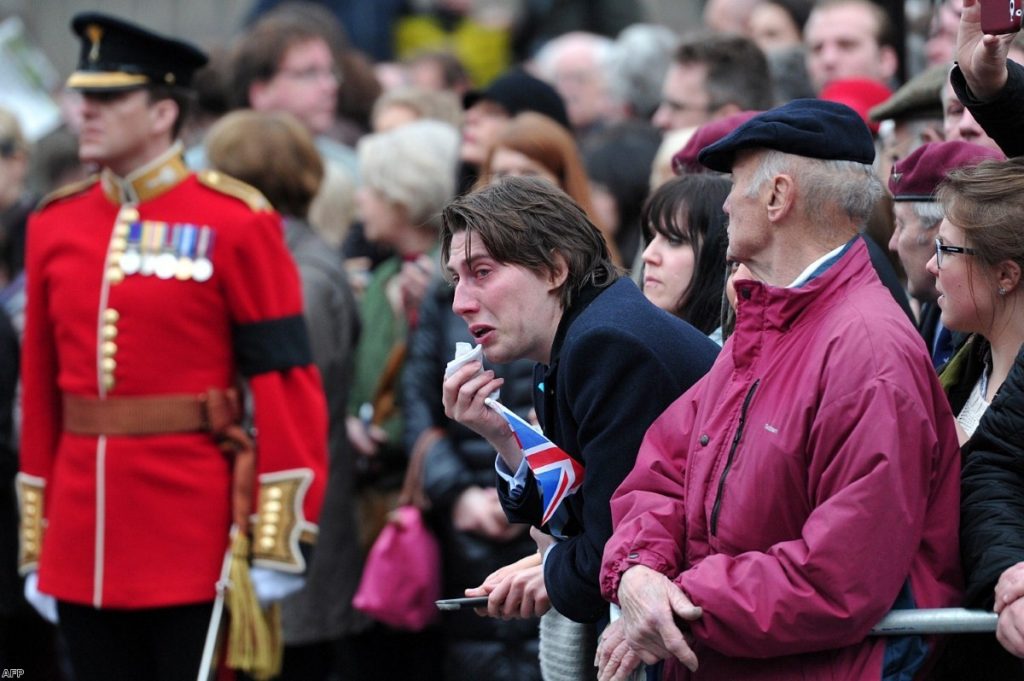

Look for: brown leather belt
[63,389,241,436]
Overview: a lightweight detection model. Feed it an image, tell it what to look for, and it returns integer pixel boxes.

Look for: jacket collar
[546,278,618,371]
[733,236,873,335]
[101,141,188,205]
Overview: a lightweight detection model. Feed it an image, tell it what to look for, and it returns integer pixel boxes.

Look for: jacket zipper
[710,379,760,536]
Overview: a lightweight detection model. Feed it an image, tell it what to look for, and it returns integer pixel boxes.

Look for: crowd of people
[5,0,1024,679]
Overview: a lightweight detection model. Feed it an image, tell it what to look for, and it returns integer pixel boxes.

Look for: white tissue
[445,342,499,400]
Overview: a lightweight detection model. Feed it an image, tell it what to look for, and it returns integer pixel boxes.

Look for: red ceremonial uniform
[17,145,327,609]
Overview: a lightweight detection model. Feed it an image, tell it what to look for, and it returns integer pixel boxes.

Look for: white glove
[249,566,305,607]
[24,571,58,624]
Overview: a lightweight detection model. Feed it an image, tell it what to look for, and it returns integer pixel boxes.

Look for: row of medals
[109,210,215,284]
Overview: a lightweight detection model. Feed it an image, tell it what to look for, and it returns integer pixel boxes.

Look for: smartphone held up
[980,0,1023,35]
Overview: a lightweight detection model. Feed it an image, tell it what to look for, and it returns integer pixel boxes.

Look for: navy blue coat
[498,277,719,623]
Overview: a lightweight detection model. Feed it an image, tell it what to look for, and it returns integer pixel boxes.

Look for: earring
[999,287,1007,296]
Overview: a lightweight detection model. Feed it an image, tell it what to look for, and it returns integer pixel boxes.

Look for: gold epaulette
[197,170,272,213]
[36,174,99,210]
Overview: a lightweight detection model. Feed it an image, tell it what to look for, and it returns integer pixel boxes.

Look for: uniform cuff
[251,468,317,573]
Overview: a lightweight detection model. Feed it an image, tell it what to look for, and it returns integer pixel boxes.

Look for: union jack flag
[486,399,585,526]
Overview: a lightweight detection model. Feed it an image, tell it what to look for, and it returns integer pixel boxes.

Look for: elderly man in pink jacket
[598,99,962,681]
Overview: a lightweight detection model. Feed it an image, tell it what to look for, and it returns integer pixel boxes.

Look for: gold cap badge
[86,24,103,62]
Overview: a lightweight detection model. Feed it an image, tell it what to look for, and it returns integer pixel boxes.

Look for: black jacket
[952,343,1024,679]
[951,60,1024,157]
[962,345,1024,606]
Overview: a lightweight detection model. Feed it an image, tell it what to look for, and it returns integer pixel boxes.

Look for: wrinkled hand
[24,572,58,624]
[995,561,1024,613]
[453,486,526,541]
[465,552,551,619]
[618,565,702,672]
[250,566,305,608]
[957,0,1017,99]
[442,362,510,446]
[596,618,643,681]
[997,592,1024,657]
[399,254,434,323]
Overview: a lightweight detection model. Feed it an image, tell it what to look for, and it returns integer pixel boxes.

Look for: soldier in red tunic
[16,13,328,680]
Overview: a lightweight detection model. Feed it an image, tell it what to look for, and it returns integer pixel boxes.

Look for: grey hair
[533,31,615,83]
[747,150,883,228]
[910,201,945,233]
[606,24,679,118]
[357,119,460,229]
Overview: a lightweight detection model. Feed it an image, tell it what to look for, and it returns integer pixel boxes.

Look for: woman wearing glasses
[926,157,1024,445]
[944,157,1024,674]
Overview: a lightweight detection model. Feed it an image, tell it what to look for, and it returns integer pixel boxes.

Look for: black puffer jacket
[954,344,1024,678]
[402,279,541,681]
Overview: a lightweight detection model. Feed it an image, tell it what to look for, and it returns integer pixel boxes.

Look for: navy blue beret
[698,98,876,173]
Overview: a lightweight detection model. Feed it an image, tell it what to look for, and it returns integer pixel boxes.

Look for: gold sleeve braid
[251,469,317,573]
[16,474,46,574]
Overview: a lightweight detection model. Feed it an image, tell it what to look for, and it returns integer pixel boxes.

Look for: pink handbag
[353,505,441,630]
[353,429,443,631]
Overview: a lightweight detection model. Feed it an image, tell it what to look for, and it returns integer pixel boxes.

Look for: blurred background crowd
[0,0,1010,678]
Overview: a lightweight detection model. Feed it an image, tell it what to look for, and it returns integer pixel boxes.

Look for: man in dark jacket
[440,177,717,674]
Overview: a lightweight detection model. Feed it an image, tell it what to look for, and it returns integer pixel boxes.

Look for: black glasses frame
[935,238,977,268]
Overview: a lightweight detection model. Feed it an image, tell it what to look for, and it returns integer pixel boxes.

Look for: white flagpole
[196,525,237,681]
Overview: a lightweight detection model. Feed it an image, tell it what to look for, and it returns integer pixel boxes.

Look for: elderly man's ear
[765,173,796,224]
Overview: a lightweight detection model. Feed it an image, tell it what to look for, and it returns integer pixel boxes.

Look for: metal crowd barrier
[870,608,998,635]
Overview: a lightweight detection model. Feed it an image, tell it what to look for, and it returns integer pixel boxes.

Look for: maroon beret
[889,141,1005,201]
[671,110,760,175]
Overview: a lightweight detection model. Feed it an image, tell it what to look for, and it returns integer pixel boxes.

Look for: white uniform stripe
[93,435,106,607]
[90,213,122,608]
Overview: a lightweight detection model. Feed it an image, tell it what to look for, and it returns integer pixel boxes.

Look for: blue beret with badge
[698,98,876,173]
[67,12,208,92]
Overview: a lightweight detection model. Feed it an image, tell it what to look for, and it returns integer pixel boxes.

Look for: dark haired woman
[640,174,731,341]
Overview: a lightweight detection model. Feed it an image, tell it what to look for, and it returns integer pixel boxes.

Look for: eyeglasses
[934,237,977,269]
[277,66,341,84]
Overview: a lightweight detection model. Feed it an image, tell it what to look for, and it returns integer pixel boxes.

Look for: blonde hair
[357,119,460,229]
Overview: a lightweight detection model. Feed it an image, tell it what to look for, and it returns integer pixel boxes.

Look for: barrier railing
[870,608,998,635]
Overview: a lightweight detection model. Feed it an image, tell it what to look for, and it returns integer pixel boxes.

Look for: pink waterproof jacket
[601,240,962,680]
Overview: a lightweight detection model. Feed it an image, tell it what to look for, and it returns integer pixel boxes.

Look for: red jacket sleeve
[216,208,328,572]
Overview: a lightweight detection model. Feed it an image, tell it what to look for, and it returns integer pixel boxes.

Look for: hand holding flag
[485,398,584,526]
